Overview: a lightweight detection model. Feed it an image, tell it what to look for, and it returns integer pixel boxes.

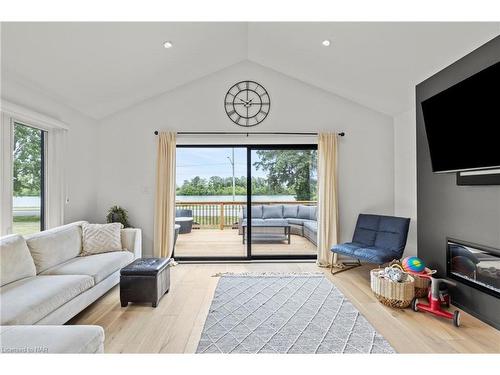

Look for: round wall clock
[224,81,270,127]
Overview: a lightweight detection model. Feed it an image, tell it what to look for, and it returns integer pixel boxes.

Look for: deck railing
[175,201,317,230]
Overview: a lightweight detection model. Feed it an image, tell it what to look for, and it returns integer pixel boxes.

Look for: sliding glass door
[174,146,248,259]
[174,144,317,260]
[249,146,317,258]
[12,122,46,235]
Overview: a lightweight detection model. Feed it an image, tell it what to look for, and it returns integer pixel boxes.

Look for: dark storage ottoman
[120,258,172,308]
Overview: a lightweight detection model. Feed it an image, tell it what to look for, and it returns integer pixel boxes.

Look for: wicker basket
[413,274,431,297]
[411,268,436,297]
[370,268,415,309]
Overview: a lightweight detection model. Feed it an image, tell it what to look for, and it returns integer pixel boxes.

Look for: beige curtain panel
[317,132,340,267]
[154,131,177,258]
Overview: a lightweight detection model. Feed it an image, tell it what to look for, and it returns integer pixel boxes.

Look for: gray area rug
[196,273,395,354]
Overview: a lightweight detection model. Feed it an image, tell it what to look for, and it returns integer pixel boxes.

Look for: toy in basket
[401,256,425,273]
[393,257,436,297]
[370,264,415,309]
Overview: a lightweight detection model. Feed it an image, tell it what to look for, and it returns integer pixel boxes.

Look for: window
[1,101,67,236]
[12,122,46,235]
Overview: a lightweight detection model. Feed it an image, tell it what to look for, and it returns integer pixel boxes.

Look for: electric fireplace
[447,238,500,298]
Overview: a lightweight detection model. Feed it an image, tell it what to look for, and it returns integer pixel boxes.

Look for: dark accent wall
[416,35,500,329]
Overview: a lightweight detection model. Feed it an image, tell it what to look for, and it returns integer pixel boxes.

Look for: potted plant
[106,205,130,228]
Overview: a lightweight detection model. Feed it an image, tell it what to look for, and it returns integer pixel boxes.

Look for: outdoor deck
[174,228,317,258]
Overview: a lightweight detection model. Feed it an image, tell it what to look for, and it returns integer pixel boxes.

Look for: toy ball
[402,256,426,273]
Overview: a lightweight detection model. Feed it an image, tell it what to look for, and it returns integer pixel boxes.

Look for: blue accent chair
[330,214,410,274]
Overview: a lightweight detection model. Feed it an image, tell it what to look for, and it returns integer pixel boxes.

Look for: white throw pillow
[25,222,84,273]
[0,234,36,286]
[81,223,123,256]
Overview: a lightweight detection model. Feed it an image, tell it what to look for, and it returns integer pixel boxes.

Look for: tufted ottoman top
[120,257,171,276]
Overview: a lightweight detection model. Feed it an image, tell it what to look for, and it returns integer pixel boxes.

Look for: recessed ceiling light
[163,41,173,49]
[322,39,331,47]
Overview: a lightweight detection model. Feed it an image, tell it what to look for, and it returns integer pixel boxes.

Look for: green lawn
[13,215,41,235]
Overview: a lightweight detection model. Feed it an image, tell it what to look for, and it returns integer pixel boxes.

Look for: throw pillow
[81,223,123,256]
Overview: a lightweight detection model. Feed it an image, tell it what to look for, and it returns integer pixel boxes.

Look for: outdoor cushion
[261,218,289,224]
[297,205,315,220]
[286,218,309,225]
[41,251,133,284]
[303,221,317,232]
[25,221,86,274]
[262,205,283,219]
[283,205,298,218]
[310,206,317,220]
[241,219,266,225]
[0,234,36,287]
[242,205,263,219]
[0,325,105,353]
[0,275,94,325]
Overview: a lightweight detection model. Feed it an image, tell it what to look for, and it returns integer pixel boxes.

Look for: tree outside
[12,123,43,235]
[253,149,317,201]
[176,149,317,201]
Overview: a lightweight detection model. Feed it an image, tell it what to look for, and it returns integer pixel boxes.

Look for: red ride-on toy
[411,275,461,327]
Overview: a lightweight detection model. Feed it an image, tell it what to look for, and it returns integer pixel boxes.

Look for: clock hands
[239,98,254,107]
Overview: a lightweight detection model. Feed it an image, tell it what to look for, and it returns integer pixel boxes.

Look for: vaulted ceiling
[2,22,499,119]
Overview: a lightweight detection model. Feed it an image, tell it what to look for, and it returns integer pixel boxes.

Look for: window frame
[174,143,318,262]
[1,101,68,236]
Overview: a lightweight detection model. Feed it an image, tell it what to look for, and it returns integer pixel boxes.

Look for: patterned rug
[196,273,395,354]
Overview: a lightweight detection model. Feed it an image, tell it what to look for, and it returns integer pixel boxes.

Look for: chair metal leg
[330,253,362,275]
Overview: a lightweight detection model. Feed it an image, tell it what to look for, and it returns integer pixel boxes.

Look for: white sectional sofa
[0,221,141,353]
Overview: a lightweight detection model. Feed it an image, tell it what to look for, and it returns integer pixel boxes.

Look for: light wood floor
[69,263,500,353]
[174,228,317,258]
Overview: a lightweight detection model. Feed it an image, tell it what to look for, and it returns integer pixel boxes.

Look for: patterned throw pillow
[81,223,123,256]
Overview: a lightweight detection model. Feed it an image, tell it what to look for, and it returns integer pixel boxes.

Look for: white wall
[97,60,395,256]
[394,107,417,256]
[1,76,100,224]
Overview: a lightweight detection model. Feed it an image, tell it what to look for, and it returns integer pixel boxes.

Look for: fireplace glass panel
[448,240,500,297]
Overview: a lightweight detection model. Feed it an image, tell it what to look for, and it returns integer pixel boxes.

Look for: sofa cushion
[287,218,308,225]
[242,205,263,219]
[374,216,410,252]
[42,251,134,284]
[303,220,317,232]
[352,215,379,247]
[298,205,315,220]
[283,205,298,218]
[81,223,123,256]
[0,275,94,325]
[354,246,394,264]
[0,325,104,353]
[332,243,397,264]
[241,219,266,226]
[262,205,283,219]
[25,221,86,274]
[0,235,36,287]
[310,206,317,220]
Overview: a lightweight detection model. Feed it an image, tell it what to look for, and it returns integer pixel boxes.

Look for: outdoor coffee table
[241,220,291,244]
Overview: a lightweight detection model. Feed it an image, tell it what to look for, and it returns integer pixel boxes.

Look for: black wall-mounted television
[421,61,500,173]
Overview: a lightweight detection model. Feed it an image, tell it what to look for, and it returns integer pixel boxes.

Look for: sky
[176,147,267,183]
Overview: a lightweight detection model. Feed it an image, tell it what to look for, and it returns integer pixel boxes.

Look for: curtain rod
[153,131,345,137]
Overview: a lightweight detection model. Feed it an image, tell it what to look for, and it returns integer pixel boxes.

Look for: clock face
[224,81,270,127]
